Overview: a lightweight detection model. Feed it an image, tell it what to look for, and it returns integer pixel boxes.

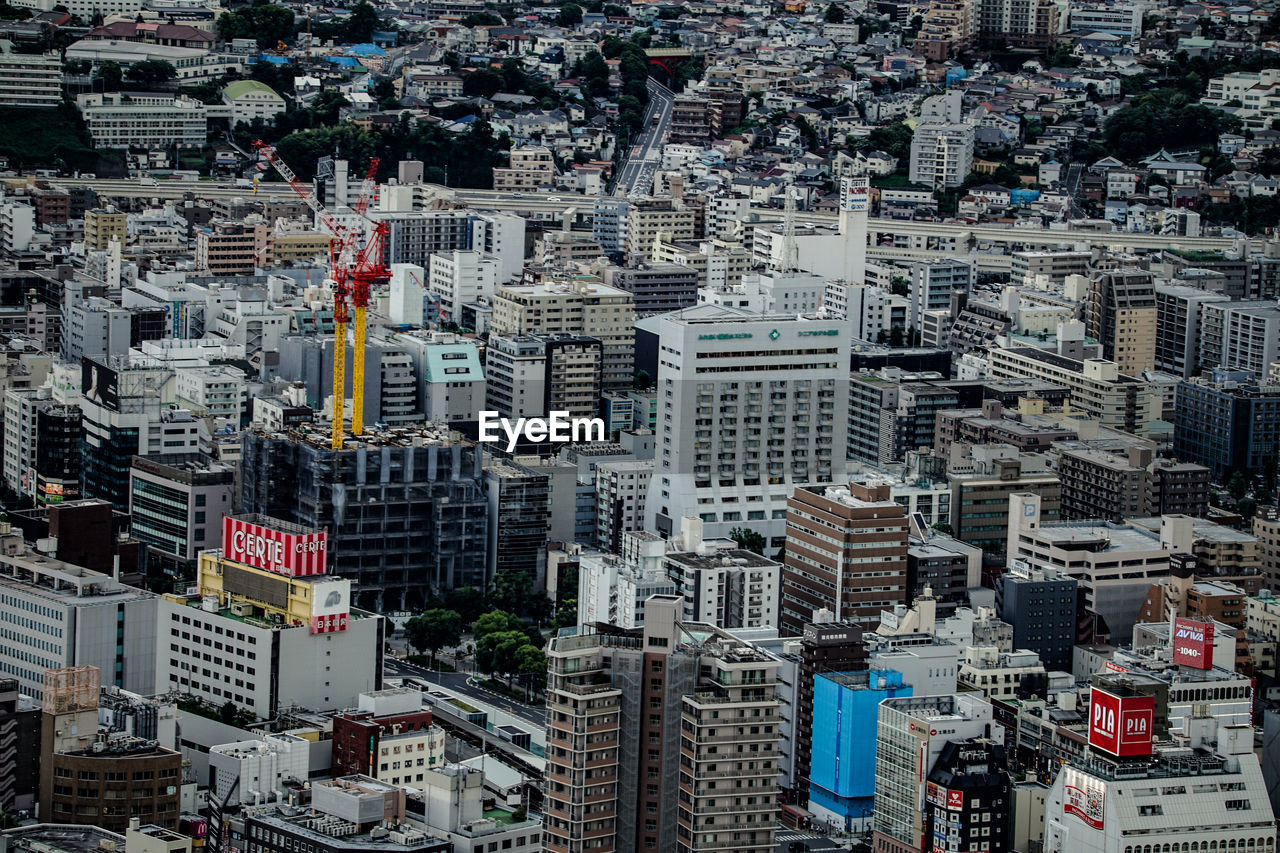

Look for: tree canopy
[1102,90,1242,160]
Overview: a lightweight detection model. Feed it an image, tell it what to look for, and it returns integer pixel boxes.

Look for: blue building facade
[809,669,911,832]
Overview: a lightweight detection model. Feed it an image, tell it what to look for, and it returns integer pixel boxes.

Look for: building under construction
[239,423,488,611]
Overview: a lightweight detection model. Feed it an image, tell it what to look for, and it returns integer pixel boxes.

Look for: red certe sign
[1172,617,1214,670]
[1088,687,1155,757]
[222,515,327,577]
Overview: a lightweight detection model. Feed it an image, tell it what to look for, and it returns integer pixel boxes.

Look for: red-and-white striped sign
[222,516,327,577]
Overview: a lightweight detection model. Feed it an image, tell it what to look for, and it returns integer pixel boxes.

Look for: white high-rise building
[427,250,499,321]
[909,122,975,188]
[643,305,850,548]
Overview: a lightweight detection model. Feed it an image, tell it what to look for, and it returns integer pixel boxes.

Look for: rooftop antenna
[781,187,798,273]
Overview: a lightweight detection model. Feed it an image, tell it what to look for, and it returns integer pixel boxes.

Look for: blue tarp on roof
[255,54,290,65]
[346,42,385,56]
[326,55,364,67]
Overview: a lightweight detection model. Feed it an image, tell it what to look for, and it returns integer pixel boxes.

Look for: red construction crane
[253,142,390,448]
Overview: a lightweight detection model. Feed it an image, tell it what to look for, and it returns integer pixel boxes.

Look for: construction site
[238,423,489,612]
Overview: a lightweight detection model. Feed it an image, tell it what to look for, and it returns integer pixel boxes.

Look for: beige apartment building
[625,199,697,260]
[83,208,127,251]
[493,145,556,192]
[491,280,635,389]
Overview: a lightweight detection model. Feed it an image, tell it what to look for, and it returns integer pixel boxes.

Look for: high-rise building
[129,453,236,583]
[872,694,995,853]
[595,459,654,553]
[1154,283,1231,378]
[1173,370,1280,479]
[908,122,974,188]
[922,739,1012,853]
[544,596,782,853]
[78,359,201,511]
[793,621,867,805]
[948,453,1061,552]
[1086,269,1157,377]
[484,459,551,588]
[484,333,603,424]
[914,0,976,59]
[0,50,61,108]
[83,208,127,251]
[662,529,782,629]
[624,199,697,261]
[809,669,912,833]
[1203,300,1280,379]
[987,348,1154,435]
[0,677,39,815]
[427,250,499,320]
[490,281,635,390]
[196,220,259,276]
[780,481,908,634]
[239,425,488,611]
[643,306,850,546]
[997,563,1077,672]
[908,259,970,330]
[492,145,556,192]
[602,264,700,315]
[977,0,1058,48]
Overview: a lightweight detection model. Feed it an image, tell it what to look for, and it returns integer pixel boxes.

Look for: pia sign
[222,516,327,577]
[1088,687,1155,758]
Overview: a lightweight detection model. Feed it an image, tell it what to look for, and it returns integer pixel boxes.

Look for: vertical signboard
[1172,617,1214,669]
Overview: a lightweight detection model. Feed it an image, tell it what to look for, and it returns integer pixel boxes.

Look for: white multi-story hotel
[643,305,849,548]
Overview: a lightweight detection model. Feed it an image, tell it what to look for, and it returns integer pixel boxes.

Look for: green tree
[461,11,504,25]
[125,59,177,88]
[491,569,533,614]
[1103,90,1241,160]
[559,2,583,26]
[477,628,527,675]
[825,3,846,23]
[463,67,504,98]
[97,60,123,91]
[473,610,519,644]
[445,586,487,625]
[515,644,546,698]
[1228,470,1249,502]
[850,122,913,160]
[403,608,463,665]
[729,526,766,554]
[370,77,399,109]
[500,57,526,94]
[215,2,296,49]
[309,90,350,125]
[344,0,381,43]
[932,522,954,535]
[890,275,909,296]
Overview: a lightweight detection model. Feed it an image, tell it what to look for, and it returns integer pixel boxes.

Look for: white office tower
[388,264,425,326]
[643,305,850,549]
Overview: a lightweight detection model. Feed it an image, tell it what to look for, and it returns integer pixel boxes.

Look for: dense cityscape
[0,0,1277,851]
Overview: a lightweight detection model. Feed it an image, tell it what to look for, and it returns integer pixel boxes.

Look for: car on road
[547,196,562,202]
